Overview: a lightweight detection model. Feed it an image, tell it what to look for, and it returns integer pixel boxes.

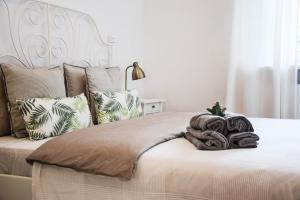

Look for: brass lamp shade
[125,62,146,90]
[132,62,146,80]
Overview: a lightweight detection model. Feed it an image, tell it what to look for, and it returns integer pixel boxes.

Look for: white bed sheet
[0,136,51,177]
[32,117,300,200]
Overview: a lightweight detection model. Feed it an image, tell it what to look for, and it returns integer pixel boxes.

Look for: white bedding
[0,136,51,177]
[32,117,300,200]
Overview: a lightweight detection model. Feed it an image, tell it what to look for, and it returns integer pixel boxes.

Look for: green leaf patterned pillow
[93,89,142,124]
[17,94,93,140]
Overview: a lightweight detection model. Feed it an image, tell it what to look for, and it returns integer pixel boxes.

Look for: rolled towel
[190,113,226,134]
[185,127,229,150]
[227,132,259,149]
[225,114,254,133]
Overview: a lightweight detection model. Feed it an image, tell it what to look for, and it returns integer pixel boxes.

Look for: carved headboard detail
[0,0,114,68]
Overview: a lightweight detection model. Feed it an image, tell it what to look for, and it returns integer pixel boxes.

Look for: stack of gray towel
[185,113,259,150]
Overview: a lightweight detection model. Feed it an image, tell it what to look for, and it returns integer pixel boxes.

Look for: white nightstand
[140,99,166,116]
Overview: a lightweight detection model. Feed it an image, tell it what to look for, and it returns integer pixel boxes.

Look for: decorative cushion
[64,63,122,98]
[0,68,10,136]
[0,64,66,138]
[85,67,122,92]
[63,63,87,97]
[17,94,92,141]
[85,67,121,124]
[93,89,142,124]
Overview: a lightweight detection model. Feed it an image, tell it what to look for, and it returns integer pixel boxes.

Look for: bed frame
[0,0,114,199]
[0,174,32,200]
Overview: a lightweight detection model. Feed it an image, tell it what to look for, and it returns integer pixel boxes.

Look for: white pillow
[17,94,92,140]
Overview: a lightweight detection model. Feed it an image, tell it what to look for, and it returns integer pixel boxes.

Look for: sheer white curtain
[226,0,299,118]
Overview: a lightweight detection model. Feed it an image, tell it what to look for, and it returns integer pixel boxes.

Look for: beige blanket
[27,112,194,180]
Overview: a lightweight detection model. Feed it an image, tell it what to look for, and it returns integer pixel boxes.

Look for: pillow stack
[64,63,142,124]
[0,63,142,141]
[1,64,66,138]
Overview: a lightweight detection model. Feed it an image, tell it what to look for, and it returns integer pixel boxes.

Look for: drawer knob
[152,105,156,108]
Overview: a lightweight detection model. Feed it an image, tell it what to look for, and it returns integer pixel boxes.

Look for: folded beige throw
[26,112,193,180]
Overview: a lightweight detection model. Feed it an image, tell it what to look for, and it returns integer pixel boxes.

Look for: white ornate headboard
[0,0,114,68]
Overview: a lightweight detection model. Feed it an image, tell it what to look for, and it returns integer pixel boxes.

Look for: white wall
[40,0,234,112]
[143,0,233,112]
[39,0,146,94]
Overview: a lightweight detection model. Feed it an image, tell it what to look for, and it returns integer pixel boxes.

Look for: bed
[0,136,50,200]
[31,116,300,200]
[1,0,300,200]
[0,136,51,177]
[1,115,300,200]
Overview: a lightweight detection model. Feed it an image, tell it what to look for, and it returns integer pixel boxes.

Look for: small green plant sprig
[207,102,226,117]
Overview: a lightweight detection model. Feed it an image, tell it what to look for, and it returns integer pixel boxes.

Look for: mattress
[0,136,51,177]
[32,117,300,200]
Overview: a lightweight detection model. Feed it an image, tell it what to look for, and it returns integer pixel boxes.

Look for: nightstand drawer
[144,103,161,114]
[141,99,166,116]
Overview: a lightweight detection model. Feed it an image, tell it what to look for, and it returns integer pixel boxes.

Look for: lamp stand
[125,65,133,91]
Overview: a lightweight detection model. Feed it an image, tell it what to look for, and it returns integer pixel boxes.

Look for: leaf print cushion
[93,89,142,124]
[17,94,93,140]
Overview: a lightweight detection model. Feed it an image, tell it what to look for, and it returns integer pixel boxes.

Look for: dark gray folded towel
[190,113,226,134]
[225,114,254,133]
[227,132,259,149]
[185,127,229,151]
